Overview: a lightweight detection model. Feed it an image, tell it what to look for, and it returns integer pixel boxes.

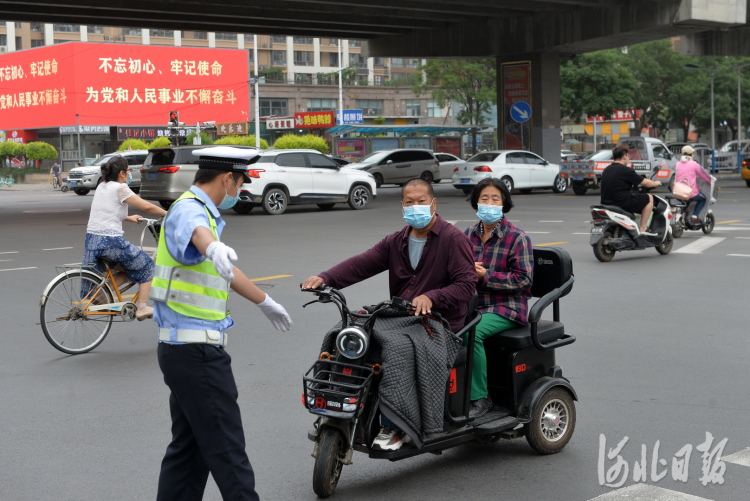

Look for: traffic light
[169,111,179,127]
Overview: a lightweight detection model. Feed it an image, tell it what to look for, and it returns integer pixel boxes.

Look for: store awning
[327,124,493,137]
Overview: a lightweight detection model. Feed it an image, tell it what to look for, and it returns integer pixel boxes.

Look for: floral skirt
[82,233,155,284]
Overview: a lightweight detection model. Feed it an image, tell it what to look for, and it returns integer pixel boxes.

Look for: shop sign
[336,139,365,158]
[117,126,170,140]
[294,111,335,128]
[404,137,431,149]
[501,61,531,151]
[266,118,294,130]
[0,42,249,129]
[217,122,249,135]
[60,125,110,134]
[587,110,640,122]
[436,137,461,157]
[336,109,364,125]
[6,129,37,143]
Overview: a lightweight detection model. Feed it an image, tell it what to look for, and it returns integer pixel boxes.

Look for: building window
[123,27,141,36]
[270,35,286,44]
[391,58,405,68]
[149,29,174,37]
[295,73,313,84]
[54,39,69,44]
[407,59,421,68]
[53,24,80,33]
[14,22,21,28]
[215,33,236,40]
[31,39,44,48]
[272,50,287,66]
[374,75,384,86]
[349,53,365,68]
[307,98,337,112]
[244,34,255,42]
[405,100,421,117]
[0,35,5,46]
[427,100,441,118]
[293,36,313,44]
[87,26,103,34]
[15,36,21,50]
[260,98,288,117]
[294,51,313,66]
[193,31,207,39]
[30,23,43,32]
[329,38,339,46]
[329,53,339,67]
[373,57,384,69]
[356,99,384,116]
[348,40,361,47]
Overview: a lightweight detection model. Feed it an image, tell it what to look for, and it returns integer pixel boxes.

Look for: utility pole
[338,39,344,128]
[75,113,82,167]
[253,35,260,149]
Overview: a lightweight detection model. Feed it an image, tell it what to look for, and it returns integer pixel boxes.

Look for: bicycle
[1,175,15,187]
[39,218,161,354]
[52,174,61,190]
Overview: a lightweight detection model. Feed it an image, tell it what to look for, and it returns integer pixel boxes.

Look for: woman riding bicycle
[82,155,167,320]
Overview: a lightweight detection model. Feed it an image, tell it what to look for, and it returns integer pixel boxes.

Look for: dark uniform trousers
[157,343,260,501]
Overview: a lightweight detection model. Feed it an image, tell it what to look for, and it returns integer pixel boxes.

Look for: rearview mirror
[386,159,393,165]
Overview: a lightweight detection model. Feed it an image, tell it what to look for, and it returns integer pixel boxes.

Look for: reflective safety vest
[149,191,229,321]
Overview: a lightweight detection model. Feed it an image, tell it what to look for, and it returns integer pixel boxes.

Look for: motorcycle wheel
[672,223,684,238]
[702,213,715,235]
[592,230,616,262]
[656,232,674,255]
[312,428,345,498]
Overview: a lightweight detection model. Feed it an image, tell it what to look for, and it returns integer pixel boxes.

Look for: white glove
[257,294,293,332]
[206,241,238,283]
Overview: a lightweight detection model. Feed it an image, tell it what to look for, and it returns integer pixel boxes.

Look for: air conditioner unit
[384,64,389,69]
[116,36,123,41]
[262,43,270,48]
[0,46,7,53]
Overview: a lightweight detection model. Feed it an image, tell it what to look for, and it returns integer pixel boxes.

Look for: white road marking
[722,447,750,467]
[446,220,457,225]
[0,259,13,262]
[674,237,725,254]
[728,254,750,257]
[573,232,591,235]
[43,247,74,251]
[142,246,157,253]
[0,251,19,254]
[711,227,750,231]
[588,484,714,500]
[0,267,37,272]
[22,209,82,213]
[736,237,750,239]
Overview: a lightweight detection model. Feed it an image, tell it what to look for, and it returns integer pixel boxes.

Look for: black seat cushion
[599,205,635,219]
[484,320,565,351]
[452,346,467,367]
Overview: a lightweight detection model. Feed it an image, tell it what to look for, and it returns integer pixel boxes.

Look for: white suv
[235,149,377,215]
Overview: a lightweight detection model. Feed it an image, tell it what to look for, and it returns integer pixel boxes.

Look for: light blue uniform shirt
[154,185,234,344]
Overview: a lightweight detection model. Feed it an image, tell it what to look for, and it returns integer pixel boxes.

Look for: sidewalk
[0,182,61,193]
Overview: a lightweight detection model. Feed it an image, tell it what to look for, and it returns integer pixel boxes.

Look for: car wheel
[159,200,173,210]
[462,187,473,195]
[74,189,90,196]
[317,203,336,210]
[262,188,287,215]
[552,174,568,193]
[501,176,514,192]
[420,171,434,184]
[572,184,588,196]
[348,184,371,210]
[372,173,383,189]
[232,203,254,214]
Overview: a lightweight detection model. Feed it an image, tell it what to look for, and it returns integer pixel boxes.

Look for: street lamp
[685,64,721,173]
[731,62,750,174]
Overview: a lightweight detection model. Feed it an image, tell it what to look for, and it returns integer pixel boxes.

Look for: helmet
[681,145,695,156]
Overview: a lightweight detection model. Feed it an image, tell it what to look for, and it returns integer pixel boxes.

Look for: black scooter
[301,247,578,498]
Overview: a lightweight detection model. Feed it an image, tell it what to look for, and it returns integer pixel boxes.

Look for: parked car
[451,150,567,194]
[67,150,148,195]
[346,149,441,188]
[666,142,710,156]
[140,146,377,215]
[713,140,750,171]
[434,152,464,181]
[561,149,578,162]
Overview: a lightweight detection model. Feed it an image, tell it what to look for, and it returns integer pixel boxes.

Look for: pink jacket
[675,159,711,197]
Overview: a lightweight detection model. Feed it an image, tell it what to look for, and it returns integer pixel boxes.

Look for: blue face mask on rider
[476,203,503,224]
[402,200,435,229]
[125,171,133,185]
[218,174,241,209]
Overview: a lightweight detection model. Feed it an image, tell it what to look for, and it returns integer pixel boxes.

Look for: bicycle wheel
[40,271,115,354]
[7,178,14,187]
[53,177,60,189]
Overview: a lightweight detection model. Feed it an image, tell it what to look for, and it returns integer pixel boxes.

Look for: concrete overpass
[1,0,747,159]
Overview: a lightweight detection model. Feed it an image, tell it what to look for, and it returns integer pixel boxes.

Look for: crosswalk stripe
[674,237,725,254]
[588,483,714,500]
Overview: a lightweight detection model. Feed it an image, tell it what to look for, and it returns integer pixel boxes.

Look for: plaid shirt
[464,217,533,325]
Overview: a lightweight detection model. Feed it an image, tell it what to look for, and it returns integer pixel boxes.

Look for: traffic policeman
[151,146,293,501]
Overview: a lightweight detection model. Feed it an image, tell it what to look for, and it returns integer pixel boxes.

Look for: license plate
[459,178,471,184]
[591,226,603,233]
[572,176,583,181]
[69,181,77,185]
[148,172,158,178]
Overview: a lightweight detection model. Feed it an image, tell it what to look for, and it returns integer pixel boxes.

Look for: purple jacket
[319,215,477,332]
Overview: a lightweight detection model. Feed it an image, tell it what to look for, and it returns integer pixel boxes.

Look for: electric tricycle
[300,247,579,498]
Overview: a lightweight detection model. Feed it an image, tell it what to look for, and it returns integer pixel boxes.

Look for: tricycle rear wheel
[525,387,576,455]
[312,428,345,498]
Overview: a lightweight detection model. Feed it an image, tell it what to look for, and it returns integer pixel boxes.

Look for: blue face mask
[126,172,132,185]
[218,177,241,209]
[476,203,503,224]
[403,202,434,229]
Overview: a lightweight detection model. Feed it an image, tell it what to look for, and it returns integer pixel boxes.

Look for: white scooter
[589,194,673,262]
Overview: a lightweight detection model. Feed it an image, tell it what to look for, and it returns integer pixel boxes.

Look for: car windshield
[589,150,613,161]
[357,151,391,163]
[719,142,738,153]
[91,155,114,166]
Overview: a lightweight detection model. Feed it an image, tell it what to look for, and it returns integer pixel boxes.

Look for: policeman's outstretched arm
[191,226,293,332]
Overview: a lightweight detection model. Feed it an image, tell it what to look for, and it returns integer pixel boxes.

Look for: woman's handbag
[672,178,693,200]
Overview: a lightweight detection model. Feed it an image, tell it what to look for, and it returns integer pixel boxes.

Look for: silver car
[67,150,148,196]
[346,149,441,188]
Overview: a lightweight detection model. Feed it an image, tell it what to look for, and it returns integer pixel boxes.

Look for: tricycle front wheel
[312,428,346,498]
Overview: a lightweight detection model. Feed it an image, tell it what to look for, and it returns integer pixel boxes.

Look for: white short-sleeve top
[86,181,135,236]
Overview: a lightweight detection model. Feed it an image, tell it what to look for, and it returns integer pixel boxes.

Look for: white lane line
[711,227,750,231]
[43,247,74,251]
[674,237,725,254]
[22,209,82,213]
[0,251,19,255]
[573,232,591,235]
[735,237,750,239]
[722,447,750,467]
[0,259,13,262]
[142,246,157,253]
[728,254,750,257]
[588,484,713,500]
[446,220,457,225]
[0,267,37,272]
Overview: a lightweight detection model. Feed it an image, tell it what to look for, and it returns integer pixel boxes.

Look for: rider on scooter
[675,145,712,223]
[600,144,662,235]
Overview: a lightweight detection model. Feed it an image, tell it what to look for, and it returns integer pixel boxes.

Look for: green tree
[662,59,711,141]
[118,139,150,151]
[148,137,172,148]
[0,141,25,166]
[24,141,58,167]
[413,59,496,153]
[214,135,269,149]
[184,132,214,146]
[272,134,328,153]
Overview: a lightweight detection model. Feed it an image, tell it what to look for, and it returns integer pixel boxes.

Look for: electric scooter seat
[598,205,635,219]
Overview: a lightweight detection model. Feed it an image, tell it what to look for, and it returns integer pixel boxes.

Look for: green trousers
[462,313,518,401]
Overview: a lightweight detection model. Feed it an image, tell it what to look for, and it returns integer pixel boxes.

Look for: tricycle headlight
[335,326,369,359]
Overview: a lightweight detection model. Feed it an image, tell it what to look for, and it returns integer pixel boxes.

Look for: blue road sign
[336,109,364,125]
[510,101,531,123]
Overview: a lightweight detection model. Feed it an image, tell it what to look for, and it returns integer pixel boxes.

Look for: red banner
[0,42,249,129]
[501,62,531,150]
[435,137,461,157]
[6,129,37,143]
[294,111,335,128]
